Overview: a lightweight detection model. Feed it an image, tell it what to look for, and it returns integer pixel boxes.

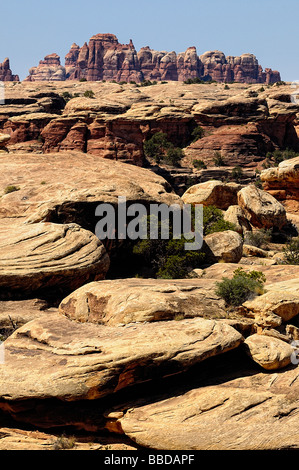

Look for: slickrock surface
[0,221,109,298]
[0,151,180,223]
[0,314,243,403]
[59,278,227,325]
[115,365,299,450]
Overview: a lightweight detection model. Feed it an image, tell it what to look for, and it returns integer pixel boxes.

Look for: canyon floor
[0,80,299,451]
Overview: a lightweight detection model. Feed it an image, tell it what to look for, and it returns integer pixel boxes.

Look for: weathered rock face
[26,54,66,82]
[182,180,241,209]
[237,184,287,229]
[25,33,281,84]
[0,314,243,403]
[0,58,19,82]
[59,278,227,326]
[0,221,109,298]
[204,230,244,264]
[261,156,299,214]
[115,365,299,450]
[0,151,180,224]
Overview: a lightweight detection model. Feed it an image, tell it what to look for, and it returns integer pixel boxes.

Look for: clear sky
[1,0,298,81]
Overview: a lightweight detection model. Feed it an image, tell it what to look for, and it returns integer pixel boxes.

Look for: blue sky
[1,0,298,81]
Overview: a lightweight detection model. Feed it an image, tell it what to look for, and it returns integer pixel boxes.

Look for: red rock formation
[25,34,282,85]
[0,58,19,82]
[26,54,66,81]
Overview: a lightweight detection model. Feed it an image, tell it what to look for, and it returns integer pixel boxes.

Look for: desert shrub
[164,147,184,167]
[83,90,95,99]
[231,166,244,182]
[266,149,298,166]
[191,126,205,142]
[52,434,76,450]
[203,206,236,235]
[4,185,20,194]
[62,91,73,102]
[245,229,272,248]
[79,78,87,82]
[133,233,205,279]
[213,151,225,167]
[215,267,266,306]
[283,238,299,265]
[143,132,183,165]
[193,159,207,169]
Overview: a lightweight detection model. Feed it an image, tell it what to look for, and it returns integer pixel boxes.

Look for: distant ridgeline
[3,33,282,84]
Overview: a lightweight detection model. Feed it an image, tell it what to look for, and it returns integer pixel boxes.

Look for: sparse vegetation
[266,149,298,166]
[193,159,207,170]
[283,237,299,265]
[52,433,76,450]
[231,166,244,182]
[83,90,95,99]
[143,132,184,166]
[215,267,266,306]
[245,229,272,248]
[203,205,236,235]
[213,151,225,167]
[191,126,205,142]
[4,185,20,194]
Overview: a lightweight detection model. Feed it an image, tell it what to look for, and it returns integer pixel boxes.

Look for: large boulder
[182,180,241,210]
[244,334,294,370]
[261,156,299,214]
[59,278,227,326]
[237,184,287,229]
[204,230,243,263]
[0,220,109,298]
[0,314,243,405]
[243,279,299,323]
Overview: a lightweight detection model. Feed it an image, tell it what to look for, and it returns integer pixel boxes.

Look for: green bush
[165,147,184,167]
[215,268,266,306]
[83,90,95,99]
[133,232,205,279]
[203,206,236,235]
[143,132,183,166]
[191,126,205,142]
[193,159,207,169]
[245,229,272,248]
[213,151,225,167]
[283,238,299,265]
[4,185,20,194]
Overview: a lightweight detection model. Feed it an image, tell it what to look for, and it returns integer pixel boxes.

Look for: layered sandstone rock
[59,278,227,326]
[26,54,66,82]
[25,33,281,84]
[0,221,109,298]
[0,314,243,403]
[237,184,287,229]
[0,58,19,82]
[182,180,241,209]
[114,365,299,450]
[261,156,299,213]
[0,151,180,224]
